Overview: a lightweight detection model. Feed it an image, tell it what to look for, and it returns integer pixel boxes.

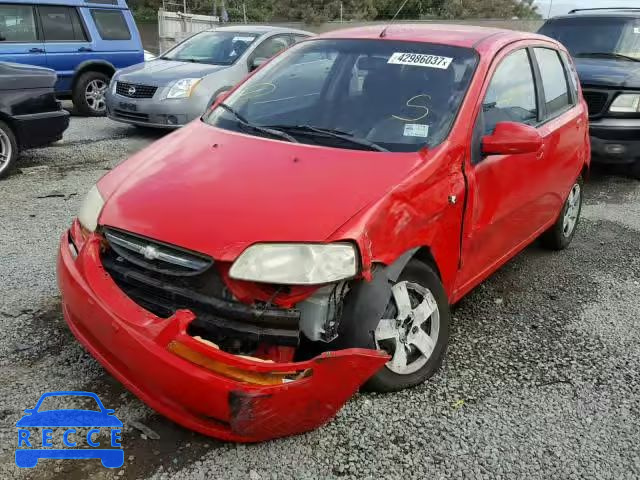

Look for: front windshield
[539,17,640,61]
[204,39,479,152]
[161,31,259,65]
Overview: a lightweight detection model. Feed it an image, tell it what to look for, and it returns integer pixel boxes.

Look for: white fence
[158,10,219,53]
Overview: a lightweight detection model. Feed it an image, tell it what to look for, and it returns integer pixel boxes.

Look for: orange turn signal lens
[168,341,308,386]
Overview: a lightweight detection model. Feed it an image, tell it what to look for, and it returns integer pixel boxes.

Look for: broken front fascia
[58,232,390,442]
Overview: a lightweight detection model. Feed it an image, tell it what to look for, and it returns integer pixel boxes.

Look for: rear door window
[39,6,87,42]
[482,49,538,135]
[90,9,131,41]
[533,47,571,117]
[0,4,37,42]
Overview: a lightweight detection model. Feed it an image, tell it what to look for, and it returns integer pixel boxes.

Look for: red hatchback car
[58,25,590,442]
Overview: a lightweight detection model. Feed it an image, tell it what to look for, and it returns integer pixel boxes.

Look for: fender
[74,60,117,76]
[332,249,418,350]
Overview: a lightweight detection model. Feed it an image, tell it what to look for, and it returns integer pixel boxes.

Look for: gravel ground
[0,115,639,480]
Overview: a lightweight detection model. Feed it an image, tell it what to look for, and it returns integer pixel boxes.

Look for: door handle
[536,148,545,160]
[78,47,93,52]
[29,47,44,53]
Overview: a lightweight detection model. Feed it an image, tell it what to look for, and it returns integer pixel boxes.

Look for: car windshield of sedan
[160,31,260,65]
[204,39,479,152]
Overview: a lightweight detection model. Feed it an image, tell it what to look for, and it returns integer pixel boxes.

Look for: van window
[482,49,538,135]
[90,9,131,41]
[39,6,87,42]
[534,48,571,117]
[0,4,37,42]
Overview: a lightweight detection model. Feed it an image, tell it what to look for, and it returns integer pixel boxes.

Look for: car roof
[211,25,314,36]
[550,10,640,20]
[317,24,555,52]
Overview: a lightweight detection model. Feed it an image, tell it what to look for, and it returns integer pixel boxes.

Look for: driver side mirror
[249,57,268,72]
[482,122,543,156]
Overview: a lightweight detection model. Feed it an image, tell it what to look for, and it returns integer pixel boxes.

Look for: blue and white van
[0,0,143,115]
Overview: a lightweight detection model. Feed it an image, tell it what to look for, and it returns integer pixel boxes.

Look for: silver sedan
[106,25,313,128]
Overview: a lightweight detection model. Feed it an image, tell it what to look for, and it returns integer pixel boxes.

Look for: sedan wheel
[375,281,440,375]
[360,259,451,392]
[0,119,18,179]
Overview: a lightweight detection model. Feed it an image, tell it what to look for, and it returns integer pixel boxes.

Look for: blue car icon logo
[15,391,123,468]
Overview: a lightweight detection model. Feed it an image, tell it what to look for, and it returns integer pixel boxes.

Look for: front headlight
[229,243,358,285]
[609,94,640,113]
[78,185,105,232]
[165,78,202,99]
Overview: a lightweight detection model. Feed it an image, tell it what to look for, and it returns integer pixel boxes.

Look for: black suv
[539,8,640,178]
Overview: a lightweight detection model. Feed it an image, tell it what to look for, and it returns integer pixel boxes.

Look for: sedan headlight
[609,94,640,113]
[165,78,202,99]
[78,185,105,232]
[230,243,358,285]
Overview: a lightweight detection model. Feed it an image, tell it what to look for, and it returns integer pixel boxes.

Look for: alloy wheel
[85,79,107,113]
[0,126,13,176]
[563,183,581,237]
[374,281,440,375]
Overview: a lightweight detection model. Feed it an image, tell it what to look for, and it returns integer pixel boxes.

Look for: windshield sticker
[403,124,429,138]
[388,53,453,69]
[634,27,640,34]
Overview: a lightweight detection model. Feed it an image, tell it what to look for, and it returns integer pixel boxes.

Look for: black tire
[629,161,640,180]
[72,71,110,116]
[541,176,584,250]
[0,119,19,180]
[341,259,451,393]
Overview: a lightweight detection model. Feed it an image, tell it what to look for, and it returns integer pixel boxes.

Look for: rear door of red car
[530,46,586,210]
[458,45,548,289]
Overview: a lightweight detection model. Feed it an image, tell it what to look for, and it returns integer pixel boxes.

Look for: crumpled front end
[58,229,388,442]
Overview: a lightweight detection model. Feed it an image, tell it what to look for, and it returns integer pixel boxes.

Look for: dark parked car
[0,61,69,178]
[539,8,640,178]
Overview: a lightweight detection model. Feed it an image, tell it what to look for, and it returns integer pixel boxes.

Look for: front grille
[113,109,149,123]
[582,90,610,117]
[100,228,300,349]
[116,81,158,99]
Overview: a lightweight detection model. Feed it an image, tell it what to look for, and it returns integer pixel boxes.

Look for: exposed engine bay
[99,227,356,363]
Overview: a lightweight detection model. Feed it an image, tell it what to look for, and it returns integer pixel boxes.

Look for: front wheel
[541,176,584,250]
[73,71,110,116]
[352,259,451,393]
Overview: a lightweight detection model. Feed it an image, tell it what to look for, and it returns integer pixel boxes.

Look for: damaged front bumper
[57,233,389,442]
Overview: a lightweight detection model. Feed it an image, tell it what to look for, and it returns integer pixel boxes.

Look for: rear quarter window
[90,9,131,41]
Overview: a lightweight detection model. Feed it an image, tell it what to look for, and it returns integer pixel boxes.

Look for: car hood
[16,410,122,427]
[97,122,423,261]
[574,57,640,89]
[0,61,56,90]
[116,59,228,86]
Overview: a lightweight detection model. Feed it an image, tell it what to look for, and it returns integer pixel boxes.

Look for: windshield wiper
[264,124,389,152]
[575,52,640,62]
[217,104,298,144]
